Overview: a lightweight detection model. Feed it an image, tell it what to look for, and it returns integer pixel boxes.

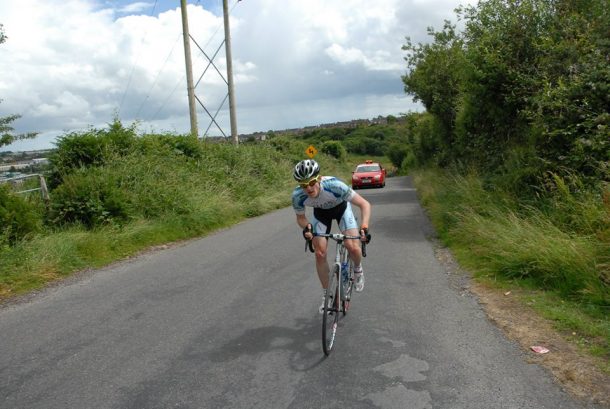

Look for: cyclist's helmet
[293,159,320,182]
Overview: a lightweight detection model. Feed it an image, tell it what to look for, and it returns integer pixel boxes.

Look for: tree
[0,24,38,147]
[401,21,465,164]
[401,0,609,186]
[0,113,38,147]
[525,0,610,184]
[453,0,553,169]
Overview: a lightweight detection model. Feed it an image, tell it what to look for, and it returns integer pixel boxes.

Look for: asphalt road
[0,176,600,409]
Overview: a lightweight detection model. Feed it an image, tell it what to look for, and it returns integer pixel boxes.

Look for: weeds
[0,133,314,298]
[413,168,610,361]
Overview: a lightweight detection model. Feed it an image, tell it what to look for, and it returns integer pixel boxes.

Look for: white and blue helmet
[293,159,320,182]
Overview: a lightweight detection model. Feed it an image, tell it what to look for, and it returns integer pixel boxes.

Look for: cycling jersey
[291,176,355,215]
[292,176,358,233]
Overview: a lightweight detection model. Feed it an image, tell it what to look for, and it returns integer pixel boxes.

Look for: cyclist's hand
[360,226,371,244]
[302,223,313,241]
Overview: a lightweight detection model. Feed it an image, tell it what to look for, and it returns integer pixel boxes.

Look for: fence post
[38,174,50,203]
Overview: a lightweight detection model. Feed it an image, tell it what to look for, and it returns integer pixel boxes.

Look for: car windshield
[356,165,380,173]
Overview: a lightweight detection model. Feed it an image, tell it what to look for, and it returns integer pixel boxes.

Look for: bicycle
[306,232,367,356]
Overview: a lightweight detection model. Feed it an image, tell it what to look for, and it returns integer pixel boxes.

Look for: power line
[134,32,182,119]
[147,1,232,125]
[118,0,159,116]
[146,0,242,134]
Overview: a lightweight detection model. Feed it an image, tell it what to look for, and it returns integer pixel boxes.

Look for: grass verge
[412,167,610,371]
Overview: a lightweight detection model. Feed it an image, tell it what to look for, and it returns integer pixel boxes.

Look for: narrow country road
[0,176,600,409]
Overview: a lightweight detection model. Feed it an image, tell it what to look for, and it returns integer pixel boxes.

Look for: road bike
[307,233,367,356]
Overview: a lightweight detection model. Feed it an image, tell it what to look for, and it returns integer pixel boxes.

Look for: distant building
[0,163,30,172]
[0,157,50,172]
[230,114,405,142]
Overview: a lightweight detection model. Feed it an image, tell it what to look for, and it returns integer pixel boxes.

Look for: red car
[351,160,386,189]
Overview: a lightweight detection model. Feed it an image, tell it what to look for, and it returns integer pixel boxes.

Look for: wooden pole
[181,0,199,138]
[38,174,49,203]
[223,0,238,145]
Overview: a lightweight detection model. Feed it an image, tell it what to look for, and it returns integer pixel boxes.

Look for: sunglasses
[299,176,320,189]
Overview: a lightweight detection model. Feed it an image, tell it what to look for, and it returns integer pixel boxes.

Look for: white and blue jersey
[292,176,358,233]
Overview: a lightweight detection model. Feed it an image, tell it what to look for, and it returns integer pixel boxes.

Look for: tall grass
[414,168,609,302]
[413,167,609,359]
[456,208,604,300]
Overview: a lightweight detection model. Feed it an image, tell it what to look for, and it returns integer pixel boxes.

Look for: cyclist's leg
[339,203,362,266]
[311,217,330,288]
[339,203,365,291]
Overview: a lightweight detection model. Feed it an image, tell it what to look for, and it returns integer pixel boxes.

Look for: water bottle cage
[341,262,349,283]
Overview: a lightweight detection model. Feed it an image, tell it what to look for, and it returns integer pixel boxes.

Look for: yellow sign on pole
[305,145,318,158]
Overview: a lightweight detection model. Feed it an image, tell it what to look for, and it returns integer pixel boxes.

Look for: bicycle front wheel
[322,265,340,356]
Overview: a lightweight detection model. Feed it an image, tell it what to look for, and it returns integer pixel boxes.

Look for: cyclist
[291,159,371,313]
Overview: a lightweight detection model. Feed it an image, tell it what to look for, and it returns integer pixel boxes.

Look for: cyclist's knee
[345,241,360,253]
[315,248,327,260]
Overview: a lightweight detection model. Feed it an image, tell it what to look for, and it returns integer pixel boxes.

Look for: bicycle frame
[309,232,366,303]
[312,232,364,356]
[318,233,355,272]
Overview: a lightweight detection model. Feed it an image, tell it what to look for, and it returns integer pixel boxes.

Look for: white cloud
[0,0,472,151]
[325,44,403,72]
[325,44,366,66]
[116,1,152,14]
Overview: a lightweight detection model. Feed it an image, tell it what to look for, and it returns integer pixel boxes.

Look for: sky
[0,0,470,151]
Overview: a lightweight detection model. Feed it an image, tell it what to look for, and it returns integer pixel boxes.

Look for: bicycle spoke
[322,267,340,356]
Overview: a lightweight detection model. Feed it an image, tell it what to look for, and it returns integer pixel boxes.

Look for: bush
[49,169,131,228]
[48,119,137,187]
[268,135,308,159]
[403,0,610,188]
[0,184,42,245]
[411,113,446,166]
[386,142,410,168]
[138,134,204,160]
[321,141,347,161]
[400,151,416,175]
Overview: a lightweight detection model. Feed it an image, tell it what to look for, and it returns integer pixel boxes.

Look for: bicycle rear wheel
[322,265,340,356]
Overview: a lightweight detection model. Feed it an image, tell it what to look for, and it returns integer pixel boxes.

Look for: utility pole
[223,0,238,145]
[180,0,198,138]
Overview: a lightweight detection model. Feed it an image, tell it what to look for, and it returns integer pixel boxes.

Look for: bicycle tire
[322,265,340,356]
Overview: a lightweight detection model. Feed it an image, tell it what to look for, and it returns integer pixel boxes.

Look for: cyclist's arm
[350,193,371,229]
[297,213,314,242]
[296,213,310,230]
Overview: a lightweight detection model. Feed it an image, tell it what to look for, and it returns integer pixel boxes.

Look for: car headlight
[374,175,380,180]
